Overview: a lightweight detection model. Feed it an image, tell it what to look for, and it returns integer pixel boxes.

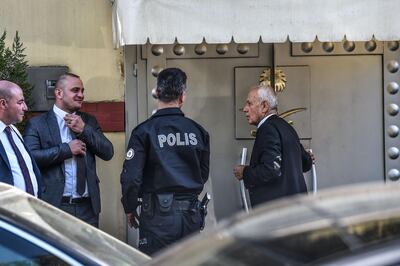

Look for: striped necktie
[5,126,34,195]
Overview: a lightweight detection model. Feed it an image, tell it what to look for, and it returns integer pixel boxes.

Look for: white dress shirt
[53,105,88,198]
[257,113,276,128]
[0,121,39,197]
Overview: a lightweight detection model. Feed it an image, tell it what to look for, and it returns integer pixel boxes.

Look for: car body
[0,182,150,266]
[148,182,400,266]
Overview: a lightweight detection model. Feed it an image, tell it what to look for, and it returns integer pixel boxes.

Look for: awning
[112,0,400,47]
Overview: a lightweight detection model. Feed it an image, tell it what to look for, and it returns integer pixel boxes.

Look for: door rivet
[387,60,399,73]
[301,42,313,53]
[151,45,164,56]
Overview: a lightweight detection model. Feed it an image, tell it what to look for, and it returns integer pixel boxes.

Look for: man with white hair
[233,85,312,206]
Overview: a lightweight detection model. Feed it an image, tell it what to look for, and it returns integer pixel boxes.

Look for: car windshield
[196,216,400,265]
[0,188,149,265]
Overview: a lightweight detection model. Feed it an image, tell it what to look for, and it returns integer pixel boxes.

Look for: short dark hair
[156,68,187,102]
[55,72,81,90]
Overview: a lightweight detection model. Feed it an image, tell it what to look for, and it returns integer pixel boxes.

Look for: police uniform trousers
[60,196,99,228]
[138,193,203,255]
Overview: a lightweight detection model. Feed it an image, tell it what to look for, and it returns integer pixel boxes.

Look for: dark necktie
[76,154,86,195]
[70,130,86,196]
[4,126,34,195]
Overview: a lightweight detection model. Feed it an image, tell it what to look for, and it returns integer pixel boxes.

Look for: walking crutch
[310,149,317,194]
[239,148,250,212]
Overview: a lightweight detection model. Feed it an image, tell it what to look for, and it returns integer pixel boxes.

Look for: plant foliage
[0,30,33,107]
[0,30,33,131]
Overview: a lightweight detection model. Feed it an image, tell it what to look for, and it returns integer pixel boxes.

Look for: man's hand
[64,114,85,134]
[127,211,140,229]
[233,165,245,181]
[306,149,316,163]
[69,139,86,156]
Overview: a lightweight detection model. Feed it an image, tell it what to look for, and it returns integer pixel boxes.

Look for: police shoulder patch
[126,148,135,160]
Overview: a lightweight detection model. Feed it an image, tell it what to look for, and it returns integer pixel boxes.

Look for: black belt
[61,196,91,204]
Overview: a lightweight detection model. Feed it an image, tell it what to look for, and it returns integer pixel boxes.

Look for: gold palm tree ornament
[259,68,287,92]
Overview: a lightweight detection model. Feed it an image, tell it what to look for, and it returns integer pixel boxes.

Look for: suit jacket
[0,126,43,198]
[243,115,312,206]
[23,110,114,214]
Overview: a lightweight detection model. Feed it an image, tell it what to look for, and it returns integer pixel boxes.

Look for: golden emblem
[259,68,287,92]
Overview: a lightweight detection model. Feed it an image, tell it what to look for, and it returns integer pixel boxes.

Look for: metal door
[275,40,386,188]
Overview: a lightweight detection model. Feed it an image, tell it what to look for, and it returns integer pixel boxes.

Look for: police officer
[120,68,210,255]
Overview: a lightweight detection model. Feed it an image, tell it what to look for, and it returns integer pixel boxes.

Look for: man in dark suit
[233,85,313,207]
[24,73,114,227]
[0,80,42,197]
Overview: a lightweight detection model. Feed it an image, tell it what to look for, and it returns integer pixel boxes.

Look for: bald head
[0,80,27,125]
[0,80,20,101]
